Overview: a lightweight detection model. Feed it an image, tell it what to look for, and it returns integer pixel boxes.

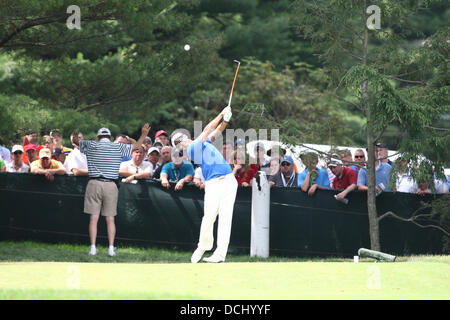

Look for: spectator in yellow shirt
[30,148,66,181]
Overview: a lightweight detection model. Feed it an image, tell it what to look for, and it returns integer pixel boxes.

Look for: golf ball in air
[184,44,190,51]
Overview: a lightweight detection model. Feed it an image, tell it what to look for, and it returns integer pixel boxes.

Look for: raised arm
[132,123,151,151]
[200,106,231,143]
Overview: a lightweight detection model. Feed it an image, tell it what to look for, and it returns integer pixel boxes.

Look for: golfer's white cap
[171,132,184,147]
[97,127,111,136]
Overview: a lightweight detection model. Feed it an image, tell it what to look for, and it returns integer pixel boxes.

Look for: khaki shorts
[84,179,119,217]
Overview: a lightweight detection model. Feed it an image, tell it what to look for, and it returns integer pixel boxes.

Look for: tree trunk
[365,95,381,251]
[362,1,381,251]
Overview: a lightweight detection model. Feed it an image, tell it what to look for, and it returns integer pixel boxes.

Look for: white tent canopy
[245,140,449,176]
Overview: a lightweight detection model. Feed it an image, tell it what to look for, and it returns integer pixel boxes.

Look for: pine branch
[385,75,427,85]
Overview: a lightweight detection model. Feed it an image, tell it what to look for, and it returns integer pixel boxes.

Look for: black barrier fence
[0,173,448,256]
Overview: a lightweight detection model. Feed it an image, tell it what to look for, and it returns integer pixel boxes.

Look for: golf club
[228,60,241,107]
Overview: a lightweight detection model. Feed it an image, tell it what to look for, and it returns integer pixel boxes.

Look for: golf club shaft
[228,61,240,107]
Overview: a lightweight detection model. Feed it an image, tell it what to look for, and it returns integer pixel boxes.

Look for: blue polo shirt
[297,167,331,189]
[186,138,232,181]
[357,162,392,192]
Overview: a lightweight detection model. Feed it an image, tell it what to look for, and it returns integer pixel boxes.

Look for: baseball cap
[153,141,163,148]
[147,147,160,155]
[39,148,52,159]
[52,148,64,157]
[328,157,343,167]
[97,127,111,136]
[375,142,387,148]
[24,144,38,152]
[155,130,168,139]
[12,145,24,153]
[281,155,294,164]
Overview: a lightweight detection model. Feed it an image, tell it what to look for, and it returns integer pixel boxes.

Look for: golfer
[173,106,237,263]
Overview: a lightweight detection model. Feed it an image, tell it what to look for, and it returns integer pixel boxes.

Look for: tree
[0,0,226,142]
[292,0,449,250]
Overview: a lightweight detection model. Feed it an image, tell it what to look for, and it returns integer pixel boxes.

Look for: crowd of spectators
[1,131,449,197]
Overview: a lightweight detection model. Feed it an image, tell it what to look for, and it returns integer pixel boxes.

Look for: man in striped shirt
[73,124,150,256]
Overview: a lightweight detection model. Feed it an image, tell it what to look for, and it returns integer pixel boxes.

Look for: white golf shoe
[191,248,205,263]
[88,246,97,256]
[108,246,116,257]
[203,253,225,263]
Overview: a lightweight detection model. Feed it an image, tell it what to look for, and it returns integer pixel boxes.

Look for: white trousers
[197,173,238,258]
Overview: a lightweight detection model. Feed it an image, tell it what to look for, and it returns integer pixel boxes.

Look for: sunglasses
[281,162,291,167]
[355,155,365,159]
[13,151,23,155]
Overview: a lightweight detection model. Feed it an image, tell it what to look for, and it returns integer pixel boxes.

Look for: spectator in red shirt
[328,157,357,201]
[231,151,258,187]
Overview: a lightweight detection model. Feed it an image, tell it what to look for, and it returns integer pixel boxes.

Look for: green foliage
[0,0,447,159]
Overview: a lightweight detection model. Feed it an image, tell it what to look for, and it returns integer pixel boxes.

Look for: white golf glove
[223,111,232,122]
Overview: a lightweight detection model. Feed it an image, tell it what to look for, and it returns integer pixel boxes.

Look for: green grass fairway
[1,258,449,299]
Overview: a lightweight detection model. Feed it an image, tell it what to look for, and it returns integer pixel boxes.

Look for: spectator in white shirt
[394,158,418,193]
[194,166,205,189]
[65,132,88,176]
[119,146,153,183]
[6,145,29,173]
